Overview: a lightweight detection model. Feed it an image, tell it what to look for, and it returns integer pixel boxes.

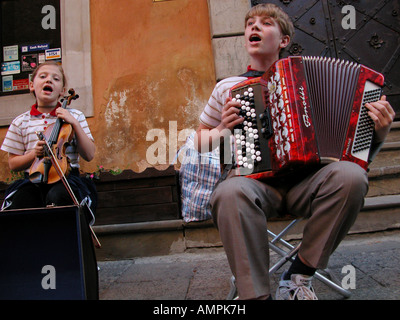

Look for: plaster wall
[0,0,216,180]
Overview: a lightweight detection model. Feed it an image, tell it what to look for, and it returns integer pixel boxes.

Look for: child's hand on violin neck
[34,140,47,158]
[55,107,76,125]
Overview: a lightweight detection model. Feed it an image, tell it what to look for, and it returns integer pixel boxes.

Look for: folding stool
[226,217,352,300]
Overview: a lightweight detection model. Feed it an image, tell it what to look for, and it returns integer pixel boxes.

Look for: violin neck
[48,119,63,146]
[48,99,68,146]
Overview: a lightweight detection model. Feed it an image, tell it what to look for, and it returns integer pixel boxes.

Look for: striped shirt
[1,104,94,171]
[199,76,247,128]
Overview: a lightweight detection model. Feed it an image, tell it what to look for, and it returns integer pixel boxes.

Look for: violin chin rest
[29,172,43,184]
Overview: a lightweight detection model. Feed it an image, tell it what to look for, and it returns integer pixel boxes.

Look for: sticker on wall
[45,48,61,60]
[13,78,29,91]
[2,75,13,92]
[21,43,50,53]
[1,61,20,75]
[38,52,46,64]
[22,54,38,72]
[3,45,18,62]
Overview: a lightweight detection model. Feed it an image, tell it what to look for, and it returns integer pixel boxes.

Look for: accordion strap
[239,70,265,78]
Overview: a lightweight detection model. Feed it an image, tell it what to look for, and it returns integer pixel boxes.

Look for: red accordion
[230,56,384,180]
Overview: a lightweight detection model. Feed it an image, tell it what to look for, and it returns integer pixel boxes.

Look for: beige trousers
[210,161,369,299]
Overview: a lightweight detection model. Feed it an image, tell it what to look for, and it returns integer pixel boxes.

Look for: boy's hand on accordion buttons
[220,97,244,132]
[366,95,395,143]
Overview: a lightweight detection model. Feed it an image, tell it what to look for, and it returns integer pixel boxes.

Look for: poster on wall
[12,78,29,91]
[38,53,46,64]
[3,45,18,62]
[1,61,21,76]
[2,76,13,92]
[21,43,49,53]
[45,48,61,60]
[22,54,38,72]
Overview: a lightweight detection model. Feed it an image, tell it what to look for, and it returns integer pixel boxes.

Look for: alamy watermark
[341,5,356,30]
[41,5,56,30]
[41,265,56,290]
[341,264,356,290]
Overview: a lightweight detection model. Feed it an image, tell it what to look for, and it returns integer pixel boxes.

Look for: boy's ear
[29,81,36,96]
[280,35,290,49]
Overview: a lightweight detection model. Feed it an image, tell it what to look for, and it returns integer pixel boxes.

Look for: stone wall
[208,0,251,80]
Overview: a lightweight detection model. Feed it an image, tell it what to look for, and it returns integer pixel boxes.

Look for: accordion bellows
[230,56,384,180]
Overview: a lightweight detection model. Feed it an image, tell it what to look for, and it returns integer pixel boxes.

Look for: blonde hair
[245,3,294,40]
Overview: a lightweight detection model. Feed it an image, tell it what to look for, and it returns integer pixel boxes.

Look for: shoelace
[281,278,318,300]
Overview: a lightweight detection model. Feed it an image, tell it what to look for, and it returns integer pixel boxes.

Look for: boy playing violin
[1,61,96,211]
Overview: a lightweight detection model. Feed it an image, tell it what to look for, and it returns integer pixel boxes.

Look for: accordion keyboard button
[284,142,291,153]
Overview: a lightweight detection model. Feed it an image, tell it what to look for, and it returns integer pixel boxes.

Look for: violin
[29,88,79,184]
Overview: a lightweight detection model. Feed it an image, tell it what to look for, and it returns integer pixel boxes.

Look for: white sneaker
[276,272,318,300]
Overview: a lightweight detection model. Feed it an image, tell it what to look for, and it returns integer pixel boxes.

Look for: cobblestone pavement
[98,229,400,300]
